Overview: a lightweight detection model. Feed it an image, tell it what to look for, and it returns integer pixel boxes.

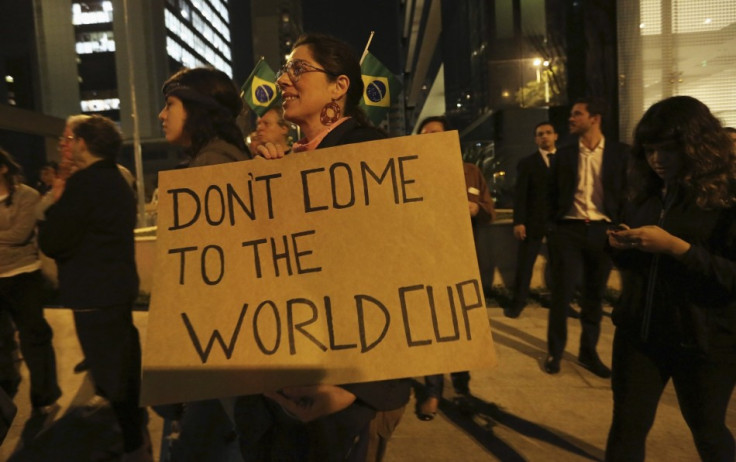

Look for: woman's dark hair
[162,67,247,157]
[629,95,736,209]
[417,115,452,134]
[0,147,23,206]
[292,34,373,128]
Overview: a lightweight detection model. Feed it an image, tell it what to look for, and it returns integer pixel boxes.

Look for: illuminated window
[167,36,182,61]
[618,0,736,142]
[81,98,120,112]
[72,1,113,25]
[76,31,116,54]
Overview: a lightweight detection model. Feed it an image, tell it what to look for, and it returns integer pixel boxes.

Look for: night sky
[300,0,403,75]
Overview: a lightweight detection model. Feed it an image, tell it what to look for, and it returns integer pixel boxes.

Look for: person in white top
[544,97,629,377]
[0,147,61,414]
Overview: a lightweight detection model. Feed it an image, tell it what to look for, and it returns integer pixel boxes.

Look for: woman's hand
[256,142,288,160]
[468,201,480,217]
[607,223,631,249]
[608,225,691,258]
[50,178,67,202]
[264,384,357,422]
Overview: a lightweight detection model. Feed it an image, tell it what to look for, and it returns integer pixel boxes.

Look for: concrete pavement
[1,300,734,461]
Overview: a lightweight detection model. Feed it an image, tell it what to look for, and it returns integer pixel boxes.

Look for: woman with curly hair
[605,96,736,461]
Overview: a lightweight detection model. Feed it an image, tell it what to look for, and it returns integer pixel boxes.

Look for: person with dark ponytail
[251,33,410,461]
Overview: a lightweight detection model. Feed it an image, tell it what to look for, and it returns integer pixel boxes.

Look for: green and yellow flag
[359,52,402,126]
[241,58,279,117]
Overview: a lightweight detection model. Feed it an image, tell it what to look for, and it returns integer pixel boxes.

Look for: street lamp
[533,58,542,83]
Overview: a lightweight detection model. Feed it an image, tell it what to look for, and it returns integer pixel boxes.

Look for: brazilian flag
[241,59,279,117]
[359,52,402,126]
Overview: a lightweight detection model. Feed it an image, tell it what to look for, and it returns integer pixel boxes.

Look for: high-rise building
[22,0,252,194]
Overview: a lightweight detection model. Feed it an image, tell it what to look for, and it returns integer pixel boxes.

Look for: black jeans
[547,221,612,359]
[73,304,146,452]
[424,372,470,399]
[0,270,61,407]
[606,329,736,462]
[511,235,544,309]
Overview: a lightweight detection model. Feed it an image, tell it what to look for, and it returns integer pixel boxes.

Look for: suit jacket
[514,152,552,238]
[39,159,138,308]
[549,138,629,223]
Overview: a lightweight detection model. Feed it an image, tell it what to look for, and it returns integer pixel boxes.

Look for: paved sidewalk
[1,302,734,461]
[385,301,735,462]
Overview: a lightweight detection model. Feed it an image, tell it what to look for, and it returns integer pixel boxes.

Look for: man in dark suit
[506,122,558,318]
[38,115,152,461]
[545,98,628,377]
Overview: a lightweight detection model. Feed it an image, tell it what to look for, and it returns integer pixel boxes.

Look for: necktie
[547,153,555,165]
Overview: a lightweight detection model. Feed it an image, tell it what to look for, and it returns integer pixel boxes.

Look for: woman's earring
[320,99,341,126]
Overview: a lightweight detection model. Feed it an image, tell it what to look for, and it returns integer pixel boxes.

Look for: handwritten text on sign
[141,131,497,405]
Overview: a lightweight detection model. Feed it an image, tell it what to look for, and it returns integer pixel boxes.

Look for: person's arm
[547,151,561,223]
[612,216,736,294]
[609,225,690,257]
[0,188,40,245]
[513,159,530,240]
[264,385,356,423]
[263,378,410,423]
[38,175,91,259]
[475,171,495,223]
[466,164,494,224]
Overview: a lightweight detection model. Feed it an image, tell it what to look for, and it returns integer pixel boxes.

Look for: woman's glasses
[276,59,337,83]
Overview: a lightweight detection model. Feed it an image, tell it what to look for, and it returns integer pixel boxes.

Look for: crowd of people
[1,31,735,462]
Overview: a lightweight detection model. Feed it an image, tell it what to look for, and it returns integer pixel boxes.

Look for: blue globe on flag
[365,80,387,104]
[255,85,275,104]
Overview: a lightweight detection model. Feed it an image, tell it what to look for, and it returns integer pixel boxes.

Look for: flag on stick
[241,58,279,116]
[359,51,402,126]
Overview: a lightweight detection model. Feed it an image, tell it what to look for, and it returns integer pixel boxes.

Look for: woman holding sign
[156,67,250,461]
[252,33,411,461]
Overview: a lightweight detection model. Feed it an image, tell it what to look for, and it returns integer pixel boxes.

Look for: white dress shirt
[563,137,610,222]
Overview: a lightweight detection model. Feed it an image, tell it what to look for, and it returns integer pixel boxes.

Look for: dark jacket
[513,152,551,238]
[550,138,629,222]
[38,159,138,308]
[611,188,736,361]
[189,138,251,167]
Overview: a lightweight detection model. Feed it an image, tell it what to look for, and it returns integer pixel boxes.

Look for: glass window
[617,0,736,142]
[495,0,514,39]
[76,31,116,54]
[520,0,546,36]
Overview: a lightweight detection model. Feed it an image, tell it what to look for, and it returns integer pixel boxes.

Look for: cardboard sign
[140,131,497,405]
